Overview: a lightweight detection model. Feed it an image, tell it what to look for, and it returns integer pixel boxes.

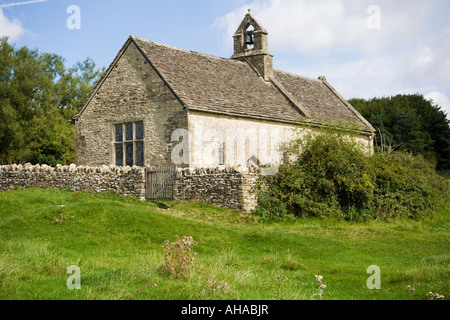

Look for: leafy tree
[349,94,450,170]
[0,37,104,165]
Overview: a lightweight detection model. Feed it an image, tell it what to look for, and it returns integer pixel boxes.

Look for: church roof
[73,35,374,133]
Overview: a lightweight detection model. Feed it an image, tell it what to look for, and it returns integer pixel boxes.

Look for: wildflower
[314,274,327,298]
[406,285,415,293]
[427,292,444,300]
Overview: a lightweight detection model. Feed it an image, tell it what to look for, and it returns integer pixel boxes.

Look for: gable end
[71,36,187,122]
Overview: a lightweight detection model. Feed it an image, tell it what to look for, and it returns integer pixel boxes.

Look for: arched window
[244,25,255,50]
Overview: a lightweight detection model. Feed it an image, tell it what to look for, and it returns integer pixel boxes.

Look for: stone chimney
[230,9,273,81]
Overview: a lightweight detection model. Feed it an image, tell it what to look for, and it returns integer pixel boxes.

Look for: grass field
[0,188,449,300]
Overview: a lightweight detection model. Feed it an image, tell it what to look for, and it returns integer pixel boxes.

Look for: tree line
[0,39,449,170]
[349,95,450,170]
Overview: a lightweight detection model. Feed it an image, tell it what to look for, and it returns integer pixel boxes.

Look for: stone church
[72,10,375,169]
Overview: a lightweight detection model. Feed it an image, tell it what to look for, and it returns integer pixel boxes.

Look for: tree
[349,94,450,170]
[0,37,104,165]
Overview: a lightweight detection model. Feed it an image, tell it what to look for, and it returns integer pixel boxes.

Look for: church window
[114,121,144,167]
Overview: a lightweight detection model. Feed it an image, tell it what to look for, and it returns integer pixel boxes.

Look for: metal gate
[145,166,177,201]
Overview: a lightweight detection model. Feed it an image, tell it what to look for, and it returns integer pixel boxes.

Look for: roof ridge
[273,68,322,83]
[131,35,250,67]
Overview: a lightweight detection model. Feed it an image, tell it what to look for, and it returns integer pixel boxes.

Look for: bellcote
[231,9,273,80]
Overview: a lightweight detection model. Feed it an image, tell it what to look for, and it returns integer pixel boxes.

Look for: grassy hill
[0,188,449,300]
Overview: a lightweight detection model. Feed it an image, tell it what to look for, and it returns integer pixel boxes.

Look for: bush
[254,128,448,221]
[369,152,445,219]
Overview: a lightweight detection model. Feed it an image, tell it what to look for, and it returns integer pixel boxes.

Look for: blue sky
[1,0,450,117]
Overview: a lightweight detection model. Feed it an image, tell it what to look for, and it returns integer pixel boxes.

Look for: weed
[406,285,416,294]
[314,275,327,299]
[135,280,158,296]
[212,281,230,295]
[272,274,288,300]
[161,236,197,278]
[51,205,69,224]
[427,292,444,300]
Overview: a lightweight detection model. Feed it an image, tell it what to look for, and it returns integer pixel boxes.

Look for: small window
[114,121,144,167]
[247,155,259,166]
[244,26,255,49]
[218,144,224,166]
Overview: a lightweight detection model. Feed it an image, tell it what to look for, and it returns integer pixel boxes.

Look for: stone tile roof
[132,36,303,122]
[272,70,373,129]
[73,35,374,133]
[132,36,373,132]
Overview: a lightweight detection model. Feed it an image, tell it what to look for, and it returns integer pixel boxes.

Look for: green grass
[0,188,449,300]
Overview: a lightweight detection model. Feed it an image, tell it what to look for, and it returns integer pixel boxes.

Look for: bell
[245,31,254,45]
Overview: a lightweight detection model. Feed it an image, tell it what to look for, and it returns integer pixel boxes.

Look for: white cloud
[0,8,26,41]
[425,92,450,118]
[413,45,434,69]
[214,0,450,116]
[213,0,419,56]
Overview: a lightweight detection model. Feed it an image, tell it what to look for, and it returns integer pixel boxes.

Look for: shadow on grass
[152,201,170,209]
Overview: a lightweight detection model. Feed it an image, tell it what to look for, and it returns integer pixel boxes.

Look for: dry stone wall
[173,166,259,210]
[0,164,260,211]
[0,163,146,200]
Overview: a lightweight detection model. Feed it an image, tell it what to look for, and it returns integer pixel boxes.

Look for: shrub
[161,236,197,278]
[369,151,445,219]
[254,127,448,221]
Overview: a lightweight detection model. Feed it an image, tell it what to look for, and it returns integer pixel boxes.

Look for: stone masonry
[0,163,146,199]
[74,41,187,167]
[173,166,259,210]
[0,164,260,211]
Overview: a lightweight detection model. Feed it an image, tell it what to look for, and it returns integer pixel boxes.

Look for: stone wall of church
[74,40,187,168]
[186,110,374,169]
[187,110,294,169]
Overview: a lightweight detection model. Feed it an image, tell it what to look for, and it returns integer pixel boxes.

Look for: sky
[1,0,449,118]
